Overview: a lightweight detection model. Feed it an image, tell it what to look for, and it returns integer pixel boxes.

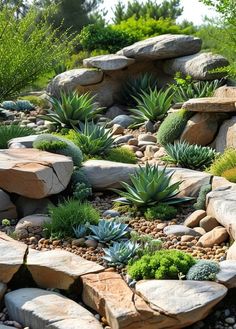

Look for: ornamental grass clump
[164,141,217,170]
[208,148,236,182]
[0,125,34,149]
[128,250,195,280]
[114,163,192,207]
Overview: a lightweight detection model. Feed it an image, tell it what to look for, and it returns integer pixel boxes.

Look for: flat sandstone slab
[182,97,236,112]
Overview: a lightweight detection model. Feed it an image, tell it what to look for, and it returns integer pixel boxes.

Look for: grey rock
[14,214,51,239]
[138,134,157,143]
[214,116,236,152]
[164,52,229,80]
[117,34,201,60]
[164,224,201,237]
[15,196,52,217]
[105,105,128,120]
[103,210,120,218]
[111,115,134,128]
[83,54,135,70]
[114,134,134,144]
[217,260,236,288]
[8,135,39,148]
[0,189,17,221]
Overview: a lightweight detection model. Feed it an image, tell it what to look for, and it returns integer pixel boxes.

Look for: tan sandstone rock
[227,242,236,260]
[197,226,229,247]
[0,149,73,199]
[184,210,207,228]
[182,97,236,112]
[27,249,104,290]
[199,215,220,232]
[14,214,51,239]
[5,288,103,329]
[214,86,236,98]
[214,116,236,152]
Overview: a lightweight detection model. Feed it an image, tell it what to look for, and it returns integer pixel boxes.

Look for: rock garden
[0,33,236,329]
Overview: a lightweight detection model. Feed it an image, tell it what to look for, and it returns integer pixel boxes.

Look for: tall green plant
[0,4,74,101]
[0,125,34,149]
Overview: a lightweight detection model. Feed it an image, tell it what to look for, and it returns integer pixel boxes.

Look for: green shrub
[144,203,177,221]
[128,250,195,280]
[106,147,137,164]
[130,88,173,127]
[157,109,192,145]
[44,200,100,239]
[79,24,137,53]
[72,182,92,201]
[74,121,114,156]
[33,140,67,152]
[0,5,74,101]
[208,148,236,178]
[120,73,158,106]
[41,92,103,129]
[222,167,236,183]
[186,260,220,281]
[193,184,212,210]
[164,141,217,170]
[0,125,34,149]
[33,134,83,167]
[114,163,192,207]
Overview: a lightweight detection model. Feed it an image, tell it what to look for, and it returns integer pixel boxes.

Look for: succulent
[164,141,217,170]
[194,184,212,210]
[15,100,35,111]
[130,231,162,257]
[88,219,129,244]
[114,163,192,207]
[73,223,90,238]
[40,91,103,129]
[103,241,139,266]
[73,182,92,201]
[157,109,192,146]
[74,121,114,156]
[186,260,220,281]
[130,88,173,127]
[1,100,18,111]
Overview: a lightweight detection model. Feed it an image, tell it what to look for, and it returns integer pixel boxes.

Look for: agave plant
[130,88,173,126]
[164,141,217,170]
[40,92,103,129]
[74,121,114,156]
[88,220,129,244]
[114,163,191,207]
[103,241,139,266]
[73,223,90,238]
[0,125,34,149]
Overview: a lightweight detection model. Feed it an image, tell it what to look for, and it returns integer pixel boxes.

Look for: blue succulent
[103,241,139,265]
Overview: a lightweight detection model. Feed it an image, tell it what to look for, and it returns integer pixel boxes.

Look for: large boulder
[214,86,236,98]
[5,288,103,329]
[0,189,17,221]
[83,54,135,70]
[217,260,236,288]
[26,249,104,290]
[0,149,73,199]
[180,112,223,146]
[206,186,236,240]
[47,68,104,97]
[227,242,236,260]
[182,97,236,112]
[214,116,236,152]
[0,232,27,283]
[163,52,229,80]
[135,280,227,328]
[117,34,202,60]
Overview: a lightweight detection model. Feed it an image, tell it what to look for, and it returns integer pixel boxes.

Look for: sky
[101,0,217,25]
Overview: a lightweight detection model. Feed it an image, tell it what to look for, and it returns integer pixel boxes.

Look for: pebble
[225,318,236,325]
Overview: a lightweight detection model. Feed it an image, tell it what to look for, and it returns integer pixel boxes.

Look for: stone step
[182,97,236,112]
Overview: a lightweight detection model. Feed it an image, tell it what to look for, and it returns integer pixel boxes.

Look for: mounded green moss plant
[157,109,192,146]
[33,134,83,167]
[0,125,34,149]
[144,203,177,221]
[106,147,137,164]
[186,260,220,281]
[128,250,196,280]
[33,140,67,152]
[193,184,212,210]
[44,200,100,239]
[208,148,236,181]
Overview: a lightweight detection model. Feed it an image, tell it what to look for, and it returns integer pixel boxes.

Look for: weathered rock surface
[206,186,236,239]
[163,52,229,80]
[0,189,17,221]
[0,283,7,301]
[197,226,229,247]
[180,112,223,146]
[199,215,219,232]
[117,34,202,60]
[105,105,128,119]
[217,260,236,288]
[184,210,207,228]
[111,115,135,128]
[135,280,227,328]
[27,249,104,289]
[164,225,201,237]
[83,54,135,70]
[227,242,236,260]
[214,86,236,99]
[212,176,236,190]
[182,97,236,112]
[214,116,236,152]
[8,135,38,149]
[14,214,51,239]
[0,232,27,283]
[15,196,52,217]
[0,149,73,199]
[5,288,103,329]
[47,69,104,96]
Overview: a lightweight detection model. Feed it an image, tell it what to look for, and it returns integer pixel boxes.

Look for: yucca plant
[120,73,158,106]
[114,163,191,207]
[40,91,103,129]
[130,88,173,127]
[0,125,34,149]
[74,121,114,156]
[103,241,139,266]
[88,220,129,244]
[164,141,217,170]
